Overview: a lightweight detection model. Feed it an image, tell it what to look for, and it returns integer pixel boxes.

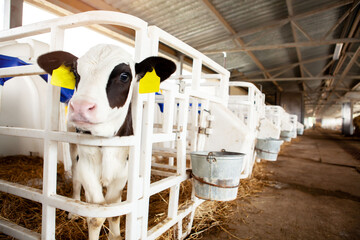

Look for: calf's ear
[37,51,78,75]
[135,57,176,81]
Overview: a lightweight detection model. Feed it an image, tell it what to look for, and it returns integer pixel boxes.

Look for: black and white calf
[37,44,176,240]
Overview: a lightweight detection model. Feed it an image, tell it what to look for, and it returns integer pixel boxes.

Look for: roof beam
[204,38,360,54]
[316,59,334,77]
[326,46,360,101]
[292,21,313,41]
[234,54,333,78]
[25,0,178,57]
[200,0,282,91]
[315,7,360,116]
[233,75,360,82]
[200,0,235,35]
[286,0,306,93]
[196,0,354,50]
[321,0,359,40]
[81,0,119,11]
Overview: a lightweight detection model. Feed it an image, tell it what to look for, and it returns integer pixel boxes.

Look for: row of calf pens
[0,11,304,240]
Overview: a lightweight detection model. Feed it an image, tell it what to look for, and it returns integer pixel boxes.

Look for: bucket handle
[206,149,227,163]
[207,152,216,163]
[255,148,278,154]
[191,172,239,189]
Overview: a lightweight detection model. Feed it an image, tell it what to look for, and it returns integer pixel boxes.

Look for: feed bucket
[190,151,245,201]
[255,138,284,161]
[280,130,292,142]
[297,127,304,135]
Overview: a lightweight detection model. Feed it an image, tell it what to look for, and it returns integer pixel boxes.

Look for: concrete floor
[202,128,360,240]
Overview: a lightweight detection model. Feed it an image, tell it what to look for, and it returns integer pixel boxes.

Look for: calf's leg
[81,172,106,240]
[105,178,127,240]
[68,144,82,219]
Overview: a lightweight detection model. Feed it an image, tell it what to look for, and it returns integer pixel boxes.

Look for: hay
[0,155,269,239]
[0,155,111,240]
[187,162,269,239]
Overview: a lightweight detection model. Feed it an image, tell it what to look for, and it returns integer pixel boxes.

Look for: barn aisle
[201,128,360,240]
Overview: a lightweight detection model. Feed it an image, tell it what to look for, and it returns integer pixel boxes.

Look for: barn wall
[229,86,247,95]
[279,92,304,123]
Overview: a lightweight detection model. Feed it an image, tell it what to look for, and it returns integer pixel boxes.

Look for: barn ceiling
[26,0,360,118]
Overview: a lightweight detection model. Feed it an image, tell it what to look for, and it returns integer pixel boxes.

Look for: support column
[341,101,353,136]
[279,92,304,123]
[1,0,23,30]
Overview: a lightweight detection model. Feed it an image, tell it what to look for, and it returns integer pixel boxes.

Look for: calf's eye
[119,72,129,82]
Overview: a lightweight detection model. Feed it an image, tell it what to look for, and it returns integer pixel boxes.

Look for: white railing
[265,105,285,129]
[0,10,230,240]
[227,82,263,178]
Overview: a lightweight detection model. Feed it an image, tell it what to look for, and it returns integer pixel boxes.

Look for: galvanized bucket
[280,130,292,142]
[190,150,245,201]
[297,127,304,135]
[255,138,284,161]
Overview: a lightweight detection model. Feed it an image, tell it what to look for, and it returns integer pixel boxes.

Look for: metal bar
[151,133,176,143]
[0,180,132,218]
[147,199,204,240]
[0,65,45,78]
[292,20,313,41]
[0,218,41,240]
[139,93,156,239]
[0,10,147,42]
[237,55,333,78]
[316,59,334,77]
[326,47,360,101]
[151,162,178,171]
[196,0,353,49]
[234,76,360,82]
[302,65,314,77]
[322,0,360,40]
[200,0,282,91]
[41,25,63,240]
[204,38,360,54]
[150,175,189,196]
[148,26,229,76]
[0,127,135,146]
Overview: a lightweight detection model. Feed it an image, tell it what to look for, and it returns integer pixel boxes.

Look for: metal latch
[198,109,215,136]
[198,127,213,135]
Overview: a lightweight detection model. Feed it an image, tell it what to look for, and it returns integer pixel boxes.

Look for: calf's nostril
[69,100,97,115]
[88,104,96,111]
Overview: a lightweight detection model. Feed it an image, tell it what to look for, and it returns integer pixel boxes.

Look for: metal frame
[0,10,230,240]
[227,82,263,178]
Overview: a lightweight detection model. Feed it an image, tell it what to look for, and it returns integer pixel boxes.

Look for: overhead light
[333,43,343,60]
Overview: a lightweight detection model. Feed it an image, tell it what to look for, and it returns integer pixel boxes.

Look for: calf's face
[37,44,176,137]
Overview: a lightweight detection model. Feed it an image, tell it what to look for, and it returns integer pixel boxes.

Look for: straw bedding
[0,155,268,239]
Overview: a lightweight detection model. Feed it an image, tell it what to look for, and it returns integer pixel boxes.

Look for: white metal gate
[0,11,230,240]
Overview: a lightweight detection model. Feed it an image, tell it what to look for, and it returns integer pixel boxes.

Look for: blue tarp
[0,54,74,103]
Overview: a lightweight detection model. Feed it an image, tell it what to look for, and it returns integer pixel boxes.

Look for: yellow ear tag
[139,68,160,94]
[51,64,76,90]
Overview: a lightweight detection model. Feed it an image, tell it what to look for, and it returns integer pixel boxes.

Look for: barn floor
[1,128,359,239]
[201,128,360,240]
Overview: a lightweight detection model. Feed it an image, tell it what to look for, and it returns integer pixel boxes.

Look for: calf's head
[38,44,176,137]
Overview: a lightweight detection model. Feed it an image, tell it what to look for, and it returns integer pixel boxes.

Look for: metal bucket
[255,138,284,161]
[297,127,304,135]
[190,151,245,201]
[280,130,292,142]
